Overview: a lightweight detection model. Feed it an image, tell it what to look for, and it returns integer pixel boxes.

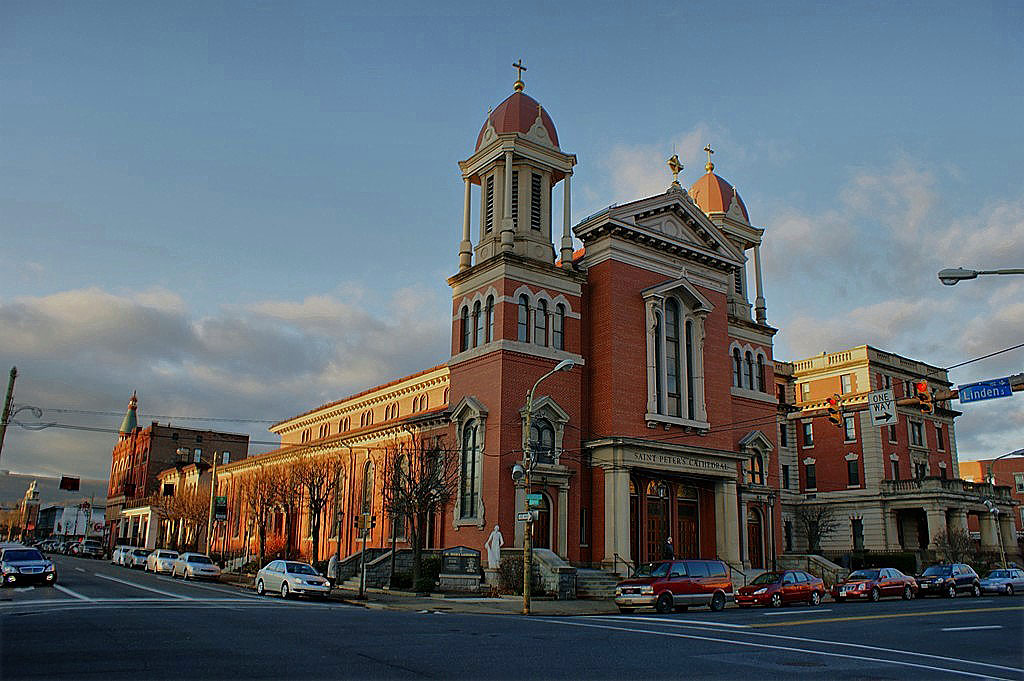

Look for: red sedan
[736,570,825,608]
[832,567,917,602]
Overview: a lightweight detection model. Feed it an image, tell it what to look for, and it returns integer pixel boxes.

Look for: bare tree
[380,434,459,587]
[273,466,302,559]
[795,503,840,553]
[239,464,277,567]
[164,486,209,551]
[292,451,345,564]
[933,527,974,564]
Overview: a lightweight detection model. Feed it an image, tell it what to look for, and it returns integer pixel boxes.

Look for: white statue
[484,524,504,569]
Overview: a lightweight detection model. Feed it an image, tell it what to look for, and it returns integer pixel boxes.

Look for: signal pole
[0,367,17,466]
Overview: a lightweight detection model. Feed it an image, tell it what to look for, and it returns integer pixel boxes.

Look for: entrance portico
[589,437,744,573]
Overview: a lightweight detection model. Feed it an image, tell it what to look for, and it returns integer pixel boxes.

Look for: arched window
[553,304,565,350]
[460,420,478,518]
[535,299,548,346]
[529,418,556,465]
[443,387,450,404]
[485,296,494,343]
[756,354,766,393]
[473,301,482,347]
[460,306,470,352]
[744,351,754,390]
[422,394,429,410]
[665,299,682,417]
[732,348,742,388]
[654,311,664,413]
[685,319,695,420]
[517,295,530,342]
[748,454,765,485]
[361,460,374,514]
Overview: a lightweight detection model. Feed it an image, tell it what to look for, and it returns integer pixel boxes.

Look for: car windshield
[923,566,952,576]
[3,549,44,562]
[848,569,880,580]
[286,562,318,575]
[133,550,149,556]
[987,570,1010,579]
[751,571,783,585]
[83,541,101,548]
[159,552,177,558]
[633,562,670,578]
[187,555,213,564]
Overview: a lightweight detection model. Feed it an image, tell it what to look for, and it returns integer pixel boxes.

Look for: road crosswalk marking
[53,584,92,601]
[749,605,1024,628]
[94,573,192,600]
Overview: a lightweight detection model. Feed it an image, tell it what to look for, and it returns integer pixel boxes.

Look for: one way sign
[869,389,897,426]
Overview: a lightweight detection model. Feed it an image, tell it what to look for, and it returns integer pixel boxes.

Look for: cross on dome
[704,144,715,172]
[513,59,527,92]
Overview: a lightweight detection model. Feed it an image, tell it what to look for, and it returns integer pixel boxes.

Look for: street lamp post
[522,358,574,616]
[938,267,1024,286]
[767,492,777,572]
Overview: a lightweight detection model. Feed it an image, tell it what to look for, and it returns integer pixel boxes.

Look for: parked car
[613,559,733,614]
[832,567,917,602]
[145,550,179,574]
[915,563,981,598]
[736,570,826,608]
[255,560,331,599]
[171,553,221,581]
[979,567,1024,596]
[76,540,104,559]
[1,546,57,587]
[127,548,150,569]
[116,546,140,566]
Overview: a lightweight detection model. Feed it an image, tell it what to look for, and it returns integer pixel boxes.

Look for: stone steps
[575,568,620,598]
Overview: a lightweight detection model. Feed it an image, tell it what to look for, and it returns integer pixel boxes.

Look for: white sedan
[145,549,179,574]
[171,553,221,580]
[255,560,330,599]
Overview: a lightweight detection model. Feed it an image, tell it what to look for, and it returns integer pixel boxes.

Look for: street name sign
[958,377,1013,403]
[525,493,543,508]
[868,389,897,426]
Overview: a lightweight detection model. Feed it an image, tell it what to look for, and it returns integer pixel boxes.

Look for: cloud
[0,286,450,481]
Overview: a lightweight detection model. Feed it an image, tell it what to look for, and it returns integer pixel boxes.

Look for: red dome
[689,170,749,222]
[476,91,559,151]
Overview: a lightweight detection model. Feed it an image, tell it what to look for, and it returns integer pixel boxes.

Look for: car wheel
[617,607,634,614]
[810,591,822,606]
[903,586,913,600]
[946,584,956,599]
[870,588,881,603]
[1007,585,1014,596]
[655,592,673,614]
[770,593,783,608]
[971,583,981,598]
[256,579,265,596]
[710,591,727,612]
[281,582,290,600]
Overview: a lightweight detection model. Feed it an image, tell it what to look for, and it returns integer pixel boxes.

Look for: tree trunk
[310,508,321,564]
[410,512,423,586]
[258,521,267,567]
[284,509,293,559]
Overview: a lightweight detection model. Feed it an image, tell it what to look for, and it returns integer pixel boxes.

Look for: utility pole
[205,449,219,555]
[0,367,17,466]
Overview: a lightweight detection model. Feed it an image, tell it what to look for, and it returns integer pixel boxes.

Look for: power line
[944,342,1024,372]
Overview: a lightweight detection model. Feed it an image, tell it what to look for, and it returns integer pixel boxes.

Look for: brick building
[214,72,783,573]
[960,456,1024,538]
[775,346,1018,562]
[105,393,249,549]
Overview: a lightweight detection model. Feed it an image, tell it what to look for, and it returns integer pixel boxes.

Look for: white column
[560,174,574,265]
[949,508,969,534]
[998,515,1016,556]
[925,507,947,549]
[557,485,569,559]
[500,151,515,251]
[739,499,749,566]
[459,178,473,271]
[753,244,766,324]
[715,479,741,565]
[603,465,631,571]
[979,512,1000,551]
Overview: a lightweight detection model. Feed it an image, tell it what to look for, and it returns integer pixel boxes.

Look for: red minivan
[614,559,733,614]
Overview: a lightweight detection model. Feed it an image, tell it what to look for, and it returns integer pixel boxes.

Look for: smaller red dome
[689,169,749,222]
[476,91,559,151]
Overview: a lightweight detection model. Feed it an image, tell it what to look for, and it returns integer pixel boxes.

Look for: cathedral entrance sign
[621,448,736,478]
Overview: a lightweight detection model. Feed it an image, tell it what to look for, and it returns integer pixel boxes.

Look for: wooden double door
[632,479,701,563]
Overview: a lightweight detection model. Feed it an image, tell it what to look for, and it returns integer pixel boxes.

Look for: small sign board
[526,493,543,508]
[868,389,897,426]
[958,377,1013,404]
[441,546,480,575]
[214,496,228,521]
[516,511,533,522]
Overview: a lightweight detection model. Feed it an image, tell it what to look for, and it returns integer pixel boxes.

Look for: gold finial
[704,144,715,173]
[512,59,527,92]
[667,154,683,187]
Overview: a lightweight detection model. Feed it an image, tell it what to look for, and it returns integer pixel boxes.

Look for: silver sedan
[145,549,179,574]
[979,568,1024,595]
[171,553,222,580]
[255,560,330,599]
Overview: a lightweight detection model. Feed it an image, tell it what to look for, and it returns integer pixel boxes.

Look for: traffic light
[915,380,933,414]
[825,394,843,428]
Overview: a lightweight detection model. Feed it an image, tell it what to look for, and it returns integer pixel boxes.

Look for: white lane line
[75,567,86,573]
[574,617,1023,674]
[153,575,261,599]
[94,573,192,600]
[597,615,750,629]
[762,608,832,616]
[546,619,1017,680]
[53,584,93,601]
[942,625,1003,632]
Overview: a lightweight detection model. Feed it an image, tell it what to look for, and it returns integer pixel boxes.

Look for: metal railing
[612,553,635,577]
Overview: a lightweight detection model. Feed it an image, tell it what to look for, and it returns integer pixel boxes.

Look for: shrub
[390,571,413,589]
[498,556,524,595]
[413,555,442,593]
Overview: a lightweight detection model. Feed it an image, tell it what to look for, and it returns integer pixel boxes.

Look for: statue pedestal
[483,568,500,586]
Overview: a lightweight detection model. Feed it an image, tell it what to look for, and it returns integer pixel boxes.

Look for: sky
[1,0,1022,481]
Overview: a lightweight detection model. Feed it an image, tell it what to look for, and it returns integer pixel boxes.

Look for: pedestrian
[327,553,339,588]
[663,535,674,561]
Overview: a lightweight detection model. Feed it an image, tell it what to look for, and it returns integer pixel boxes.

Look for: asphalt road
[2,555,1022,680]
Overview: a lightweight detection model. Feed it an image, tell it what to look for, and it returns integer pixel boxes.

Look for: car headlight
[44,564,55,572]
[639,585,654,594]
[615,587,622,596]
[754,588,767,595]
[1,565,16,575]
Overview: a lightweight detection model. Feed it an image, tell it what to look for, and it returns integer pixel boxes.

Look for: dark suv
[614,559,733,614]
[915,563,981,598]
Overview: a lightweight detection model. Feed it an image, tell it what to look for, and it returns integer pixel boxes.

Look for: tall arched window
[473,301,482,347]
[535,300,548,346]
[460,306,470,352]
[756,354,766,393]
[732,348,742,387]
[530,418,555,465]
[665,299,682,417]
[744,351,754,390]
[485,296,494,343]
[460,420,478,519]
[553,304,565,350]
[517,295,530,342]
[748,454,765,485]
[361,460,374,514]
[685,319,695,420]
[654,312,664,413]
